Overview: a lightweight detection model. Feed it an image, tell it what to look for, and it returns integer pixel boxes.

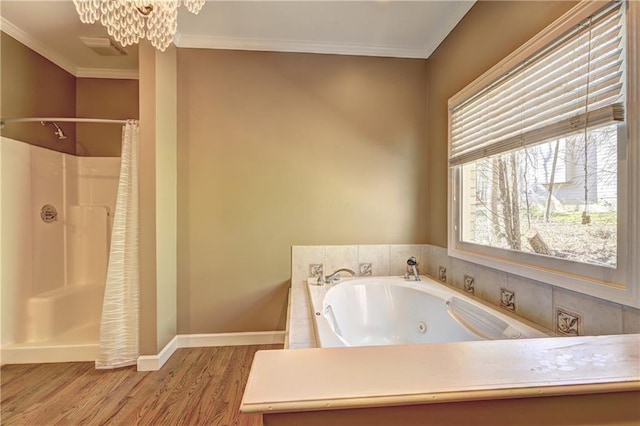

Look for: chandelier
[72,0,205,52]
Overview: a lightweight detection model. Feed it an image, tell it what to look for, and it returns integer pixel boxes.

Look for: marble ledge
[241,334,640,414]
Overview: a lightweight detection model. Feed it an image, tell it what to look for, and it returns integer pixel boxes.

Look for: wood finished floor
[1,344,281,425]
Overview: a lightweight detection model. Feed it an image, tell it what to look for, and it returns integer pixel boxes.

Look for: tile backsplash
[288,244,640,349]
[423,245,638,336]
[289,245,423,349]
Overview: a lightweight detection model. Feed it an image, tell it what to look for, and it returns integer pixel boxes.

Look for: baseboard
[1,344,98,365]
[136,331,285,371]
[137,335,179,371]
[179,331,286,348]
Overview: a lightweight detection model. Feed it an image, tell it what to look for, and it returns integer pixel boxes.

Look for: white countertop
[241,334,640,413]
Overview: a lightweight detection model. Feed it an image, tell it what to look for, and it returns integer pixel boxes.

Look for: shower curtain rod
[1,117,130,126]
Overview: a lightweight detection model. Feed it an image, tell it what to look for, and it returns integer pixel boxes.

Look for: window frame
[447,0,639,308]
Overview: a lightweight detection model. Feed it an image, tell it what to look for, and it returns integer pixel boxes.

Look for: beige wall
[1,32,76,154]
[2,0,583,348]
[1,32,139,157]
[76,78,139,157]
[177,50,428,333]
[425,0,577,247]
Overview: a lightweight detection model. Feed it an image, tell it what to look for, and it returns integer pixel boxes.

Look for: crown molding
[173,2,476,60]
[1,17,138,80]
[423,0,475,58]
[76,67,139,79]
[1,17,77,76]
[174,33,429,59]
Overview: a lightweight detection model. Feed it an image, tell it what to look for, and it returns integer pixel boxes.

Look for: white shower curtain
[96,120,140,369]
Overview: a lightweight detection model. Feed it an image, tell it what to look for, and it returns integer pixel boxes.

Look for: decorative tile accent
[359,263,372,276]
[553,287,621,335]
[438,266,447,282]
[556,308,582,336]
[500,288,516,312]
[357,245,390,276]
[309,264,323,279]
[463,275,475,294]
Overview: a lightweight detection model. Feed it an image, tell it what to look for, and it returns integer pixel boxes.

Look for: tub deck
[241,334,640,423]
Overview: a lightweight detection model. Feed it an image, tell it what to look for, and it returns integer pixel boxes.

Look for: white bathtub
[308,276,550,348]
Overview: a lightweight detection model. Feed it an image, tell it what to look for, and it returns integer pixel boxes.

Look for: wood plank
[1,345,280,425]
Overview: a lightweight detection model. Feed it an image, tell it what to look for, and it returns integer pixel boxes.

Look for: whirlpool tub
[307,276,550,348]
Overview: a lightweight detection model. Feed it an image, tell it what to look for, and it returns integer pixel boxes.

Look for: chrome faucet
[405,257,420,281]
[317,268,356,285]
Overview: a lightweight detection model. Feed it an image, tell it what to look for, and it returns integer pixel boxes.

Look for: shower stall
[1,135,120,364]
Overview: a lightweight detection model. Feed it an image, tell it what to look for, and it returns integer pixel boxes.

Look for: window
[448,0,639,307]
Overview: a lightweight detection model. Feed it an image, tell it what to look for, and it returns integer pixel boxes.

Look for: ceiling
[0,0,475,79]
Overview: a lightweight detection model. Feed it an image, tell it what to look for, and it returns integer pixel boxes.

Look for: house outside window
[448,0,639,307]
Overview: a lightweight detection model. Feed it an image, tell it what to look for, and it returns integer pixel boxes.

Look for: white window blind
[449,1,625,166]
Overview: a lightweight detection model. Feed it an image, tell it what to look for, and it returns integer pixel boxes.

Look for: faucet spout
[406,257,420,281]
[318,268,356,285]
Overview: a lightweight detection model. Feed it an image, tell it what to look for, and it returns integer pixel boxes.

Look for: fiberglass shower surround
[0,136,120,364]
